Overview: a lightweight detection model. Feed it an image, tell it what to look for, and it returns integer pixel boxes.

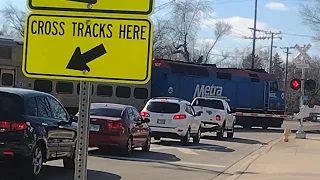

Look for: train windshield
[89,108,123,118]
[147,102,180,114]
[192,99,224,110]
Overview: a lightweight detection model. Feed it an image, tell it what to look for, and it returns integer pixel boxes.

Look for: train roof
[152,59,276,80]
[0,36,23,46]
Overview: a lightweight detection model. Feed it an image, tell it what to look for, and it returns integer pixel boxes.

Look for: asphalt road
[2,120,320,180]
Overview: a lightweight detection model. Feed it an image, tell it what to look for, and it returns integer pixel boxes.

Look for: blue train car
[151,59,286,128]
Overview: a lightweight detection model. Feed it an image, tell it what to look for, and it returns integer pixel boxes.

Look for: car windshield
[146,102,180,113]
[89,108,123,118]
[192,99,224,110]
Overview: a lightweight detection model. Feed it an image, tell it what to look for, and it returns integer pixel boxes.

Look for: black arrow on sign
[68,0,98,4]
[66,44,107,72]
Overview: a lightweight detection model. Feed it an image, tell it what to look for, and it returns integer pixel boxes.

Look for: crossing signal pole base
[296,131,306,139]
[296,119,306,139]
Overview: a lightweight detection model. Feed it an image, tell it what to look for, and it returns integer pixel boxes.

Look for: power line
[243,29,283,71]
[282,32,315,38]
[154,0,175,14]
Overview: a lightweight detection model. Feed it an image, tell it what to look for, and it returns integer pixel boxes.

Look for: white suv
[140,97,202,145]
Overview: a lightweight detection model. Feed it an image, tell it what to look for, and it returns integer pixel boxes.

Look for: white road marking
[176,148,199,155]
[151,145,199,155]
[92,155,226,168]
[151,145,220,154]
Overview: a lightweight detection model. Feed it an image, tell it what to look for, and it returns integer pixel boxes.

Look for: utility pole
[251,0,258,69]
[243,29,282,70]
[266,31,282,73]
[280,46,294,105]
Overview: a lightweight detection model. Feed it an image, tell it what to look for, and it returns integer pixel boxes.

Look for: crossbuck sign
[294,44,312,61]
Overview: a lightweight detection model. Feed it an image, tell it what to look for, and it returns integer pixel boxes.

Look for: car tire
[26,143,45,178]
[181,128,191,145]
[217,124,225,139]
[227,123,235,139]
[193,128,201,144]
[142,135,151,152]
[63,152,75,170]
[122,137,133,156]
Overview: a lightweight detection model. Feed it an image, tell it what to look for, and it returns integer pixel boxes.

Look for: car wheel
[122,137,133,156]
[227,124,235,138]
[217,124,225,139]
[27,144,44,178]
[142,135,151,152]
[193,128,201,144]
[63,151,75,170]
[181,128,191,145]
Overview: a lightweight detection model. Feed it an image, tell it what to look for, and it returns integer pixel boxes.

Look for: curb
[212,137,282,180]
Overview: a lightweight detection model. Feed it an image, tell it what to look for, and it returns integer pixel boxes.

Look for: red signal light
[292,80,299,88]
[290,78,301,90]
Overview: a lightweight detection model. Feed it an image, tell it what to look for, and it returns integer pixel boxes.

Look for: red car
[85,103,151,156]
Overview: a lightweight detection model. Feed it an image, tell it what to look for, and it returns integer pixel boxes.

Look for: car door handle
[42,123,48,126]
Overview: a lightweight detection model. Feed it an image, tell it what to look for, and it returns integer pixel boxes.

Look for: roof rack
[151,97,186,102]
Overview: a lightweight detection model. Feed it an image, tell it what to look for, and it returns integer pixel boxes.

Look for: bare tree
[169,0,211,62]
[0,24,16,37]
[0,2,27,37]
[152,17,174,59]
[202,21,232,63]
[300,1,320,41]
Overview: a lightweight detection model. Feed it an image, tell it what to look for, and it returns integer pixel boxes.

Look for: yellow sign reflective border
[28,0,154,15]
[22,13,153,84]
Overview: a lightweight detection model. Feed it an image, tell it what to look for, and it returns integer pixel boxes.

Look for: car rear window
[90,108,123,118]
[192,99,224,110]
[0,92,23,119]
[146,102,180,113]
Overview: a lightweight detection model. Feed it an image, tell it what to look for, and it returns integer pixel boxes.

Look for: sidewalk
[236,134,320,180]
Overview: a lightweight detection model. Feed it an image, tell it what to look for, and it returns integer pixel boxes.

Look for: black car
[0,87,77,178]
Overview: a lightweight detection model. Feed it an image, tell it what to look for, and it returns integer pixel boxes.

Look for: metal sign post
[74,79,92,180]
[294,44,312,139]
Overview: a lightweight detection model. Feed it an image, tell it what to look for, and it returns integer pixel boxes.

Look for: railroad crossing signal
[305,79,317,91]
[294,43,312,61]
[290,78,301,90]
[290,78,317,91]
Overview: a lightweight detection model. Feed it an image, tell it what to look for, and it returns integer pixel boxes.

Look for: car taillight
[106,121,123,130]
[216,115,221,121]
[140,111,150,117]
[173,114,186,120]
[0,121,27,131]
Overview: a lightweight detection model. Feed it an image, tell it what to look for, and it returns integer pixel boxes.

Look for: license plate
[157,119,166,124]
[89,124,100,131]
